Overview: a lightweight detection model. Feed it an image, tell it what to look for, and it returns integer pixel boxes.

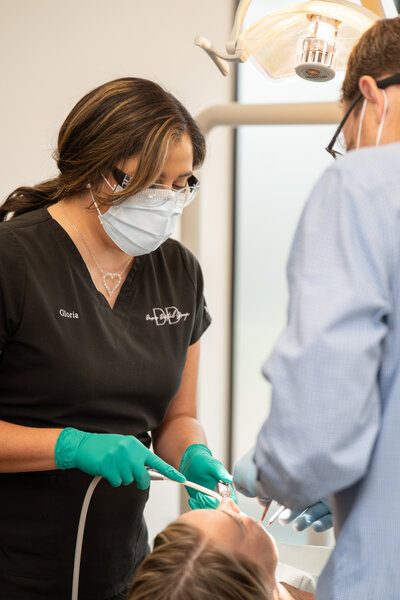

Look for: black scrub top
[0,207,211,599]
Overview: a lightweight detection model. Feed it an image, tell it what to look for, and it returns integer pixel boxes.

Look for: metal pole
[179,101,341,535]
[196,101,340,136]
[181,101,341,253]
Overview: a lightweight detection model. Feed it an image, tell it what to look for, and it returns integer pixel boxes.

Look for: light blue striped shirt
[255,142,400,599]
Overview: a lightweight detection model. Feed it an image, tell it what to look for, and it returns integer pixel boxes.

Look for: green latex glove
[179,443,237,510]
[55,427,186,488]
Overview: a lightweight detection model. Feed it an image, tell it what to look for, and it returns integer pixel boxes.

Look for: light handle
[194,36,247,76]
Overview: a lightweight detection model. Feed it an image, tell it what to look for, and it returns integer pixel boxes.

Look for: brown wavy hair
[341,16,400,110]
[128,522,272,600]
[1,77,206,221]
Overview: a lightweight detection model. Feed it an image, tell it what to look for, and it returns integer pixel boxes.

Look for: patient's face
[177,498,278,579]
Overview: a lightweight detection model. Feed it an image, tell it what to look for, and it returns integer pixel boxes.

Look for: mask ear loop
[101,174,117,192]
[93,176,118,218]
[376,89,388,146]
[356,99,368,150]
[89,187,104,220]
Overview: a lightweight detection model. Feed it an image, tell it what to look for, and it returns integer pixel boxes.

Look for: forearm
[0,420,62,472]
[152,416,207,470]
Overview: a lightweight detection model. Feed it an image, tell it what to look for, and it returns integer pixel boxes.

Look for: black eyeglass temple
[377,73,400,89]
[326,92,362,154]
[326,72,400,159]
[325,147,340,159]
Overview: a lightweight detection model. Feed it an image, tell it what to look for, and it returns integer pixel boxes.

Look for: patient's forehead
[177,509,243,543]
[177,507,261,551]
[178,508,234,528]
[176,508,279,582]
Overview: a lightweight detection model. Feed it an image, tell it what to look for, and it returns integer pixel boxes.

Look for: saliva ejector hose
[71,471,224,600]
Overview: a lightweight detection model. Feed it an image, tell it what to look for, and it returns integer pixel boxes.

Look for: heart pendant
[103,272,122,297]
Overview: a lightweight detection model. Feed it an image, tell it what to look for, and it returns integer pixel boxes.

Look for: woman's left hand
[179,443,237,509]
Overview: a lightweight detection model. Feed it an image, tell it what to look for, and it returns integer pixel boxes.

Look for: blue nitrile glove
[279,499,333,532]
[55,427,186,488]
[179,444,237,510]
[233,447,270,505]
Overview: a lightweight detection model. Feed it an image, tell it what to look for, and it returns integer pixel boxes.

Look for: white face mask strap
[101,174,117,192]
[89,187,103,219]
[356,99,367,150]
[376,89,388,146]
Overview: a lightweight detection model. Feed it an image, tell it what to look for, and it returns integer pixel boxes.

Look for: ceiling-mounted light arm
[194,0,254,76]
[360,0,397,17]
[226,0,253,54]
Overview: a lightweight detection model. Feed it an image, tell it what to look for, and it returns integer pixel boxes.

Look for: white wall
[0,0,235,541]
[0,0,235,189]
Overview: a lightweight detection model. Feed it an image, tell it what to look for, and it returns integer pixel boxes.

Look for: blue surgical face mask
[92,178,185,256]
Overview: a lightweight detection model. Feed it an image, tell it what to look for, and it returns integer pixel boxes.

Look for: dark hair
[342,17,400,109]
[1,77,206,221]
[128,522,272,600]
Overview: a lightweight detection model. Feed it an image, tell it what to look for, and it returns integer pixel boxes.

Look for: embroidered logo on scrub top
[146,307,190,326]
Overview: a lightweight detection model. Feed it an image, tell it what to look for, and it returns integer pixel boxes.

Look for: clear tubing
[72,475,102,600]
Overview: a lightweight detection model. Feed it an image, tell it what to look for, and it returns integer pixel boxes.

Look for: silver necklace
[59,203,132,298]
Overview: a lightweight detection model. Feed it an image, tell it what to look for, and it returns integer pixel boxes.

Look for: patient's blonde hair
[128,522,272,600]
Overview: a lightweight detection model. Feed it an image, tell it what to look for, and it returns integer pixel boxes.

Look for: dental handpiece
[147,468,223,502]
[216,480,232,498]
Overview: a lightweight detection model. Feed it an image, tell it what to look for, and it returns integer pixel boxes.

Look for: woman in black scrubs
[0,77,232,599]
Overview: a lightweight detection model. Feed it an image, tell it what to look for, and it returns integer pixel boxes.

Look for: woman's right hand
[55,427,185,488]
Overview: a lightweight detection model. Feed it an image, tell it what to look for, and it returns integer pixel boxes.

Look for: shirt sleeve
[254,165,395,511]
[178,243,212,346]
[0,227,26,348]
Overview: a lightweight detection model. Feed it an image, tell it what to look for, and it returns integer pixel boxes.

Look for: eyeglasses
[112,167,200,208]
[326,73,400,159]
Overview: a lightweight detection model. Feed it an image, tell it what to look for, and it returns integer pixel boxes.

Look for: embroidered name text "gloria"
[59,309,79,319]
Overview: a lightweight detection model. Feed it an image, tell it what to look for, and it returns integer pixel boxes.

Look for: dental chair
[276,542,333,593]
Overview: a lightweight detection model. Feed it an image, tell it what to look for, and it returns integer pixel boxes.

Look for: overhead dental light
[195,0,380,82]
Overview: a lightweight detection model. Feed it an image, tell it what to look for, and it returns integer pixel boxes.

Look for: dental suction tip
[259,500,272,523]
[266,505,285,528]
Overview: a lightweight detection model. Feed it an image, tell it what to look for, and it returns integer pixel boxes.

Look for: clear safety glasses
[112,166,200,209]
[326,73,400,160]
